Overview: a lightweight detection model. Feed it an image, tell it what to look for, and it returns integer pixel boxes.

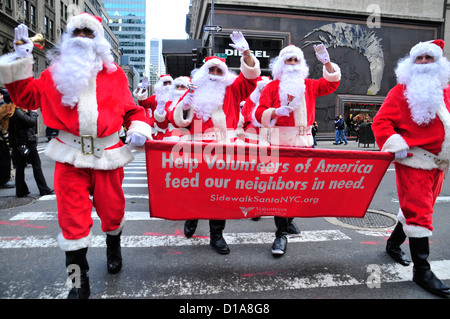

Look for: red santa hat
[67,12,104,37]
[202,56,228,75]
[278,44,305,62]
[159,74,174,83]
[409,39,445,60]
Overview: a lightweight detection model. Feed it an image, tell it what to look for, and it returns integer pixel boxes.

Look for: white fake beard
[170,88,186,102]
[50,37,103,107]
[192,74,227,121]
[154,82,172,102]
[168,89,187,111]
[278,64,307,109]
[397,59,450,125]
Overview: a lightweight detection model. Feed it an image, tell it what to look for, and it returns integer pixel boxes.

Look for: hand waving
[229,31,249,53]
[313,43,330,64]
[14,24,33,58]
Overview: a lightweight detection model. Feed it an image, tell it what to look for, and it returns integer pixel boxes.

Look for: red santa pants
[395,163,444,237]
[55,162,125,244]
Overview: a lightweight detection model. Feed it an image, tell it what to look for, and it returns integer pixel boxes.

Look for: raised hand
[229,31,249,53]
[313,43,330,64]
[14,24,33,58]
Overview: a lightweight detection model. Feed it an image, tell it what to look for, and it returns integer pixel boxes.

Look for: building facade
[102,0,146,81]
[187,0,448,133]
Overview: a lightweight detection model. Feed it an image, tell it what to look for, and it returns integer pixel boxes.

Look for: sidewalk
[315,138,380,151]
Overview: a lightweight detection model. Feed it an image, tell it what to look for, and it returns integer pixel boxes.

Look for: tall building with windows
[148,38,166,84]
[102,0,146,81]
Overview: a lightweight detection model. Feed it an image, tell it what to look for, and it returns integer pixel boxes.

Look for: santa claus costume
[135,74,173,140]
[170,31,261,254]
[372,39,450,296]
[0,14,153,298]
[255,44,341,256]
[171,56,260,143]
[161,76,190,141]
[239,76,271,144]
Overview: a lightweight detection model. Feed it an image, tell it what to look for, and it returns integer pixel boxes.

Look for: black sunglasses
[73,28,95,37]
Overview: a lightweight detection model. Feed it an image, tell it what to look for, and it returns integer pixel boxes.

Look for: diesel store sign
[214,35,284,70]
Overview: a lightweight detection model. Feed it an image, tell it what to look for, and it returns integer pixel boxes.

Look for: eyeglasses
[73,28,95,38]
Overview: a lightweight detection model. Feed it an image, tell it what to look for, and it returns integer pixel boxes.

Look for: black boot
[106,232,122,274]
[287,218,301,235]
[209,220,230,254]
[65,248,90,299]
[184,220,198,238]
[409,237,450,297]
[272,217,288,256]
[386,222,411,266]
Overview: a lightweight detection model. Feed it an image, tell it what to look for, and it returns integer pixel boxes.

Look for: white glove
[394,149,408,160]
[229,31,249,53]
[139,76,149,90]
[275,105,295,117]
[126,132,147,149]
[313,43,330,64]
[14,24,33,58]
[182,93,194,110]
[156,100,166,115]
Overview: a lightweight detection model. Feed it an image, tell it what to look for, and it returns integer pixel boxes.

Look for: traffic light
[192,47,208,67]
[192,47,199,66]
[200,47,208,62]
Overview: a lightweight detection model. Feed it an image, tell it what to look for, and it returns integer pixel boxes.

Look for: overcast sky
[147,0,191,39]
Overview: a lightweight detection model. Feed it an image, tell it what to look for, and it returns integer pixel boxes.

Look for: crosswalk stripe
[392,196,450,203]
[11,260,449,299]
[0,230,350,249]
[122,183,148,187]
[39,194,149,200]
[105,260,450,298]
[114,260,450,298]
[9,211,157,221]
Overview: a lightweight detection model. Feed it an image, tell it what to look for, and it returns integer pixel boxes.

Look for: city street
[1,140,449,305]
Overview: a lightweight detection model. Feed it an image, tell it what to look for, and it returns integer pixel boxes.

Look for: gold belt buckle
[298,126,305,136]
[81,135,94,155]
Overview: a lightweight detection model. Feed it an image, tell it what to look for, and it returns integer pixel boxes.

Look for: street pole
[210,0,214,56]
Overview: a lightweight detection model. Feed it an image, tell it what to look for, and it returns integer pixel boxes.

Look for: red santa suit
[171,56,260,143]
[0,18,152,250]
[255,67,341,147]
[136,74,173,140]
[240,76,271,144]
[372,40,450,238]
[160,76,191,141]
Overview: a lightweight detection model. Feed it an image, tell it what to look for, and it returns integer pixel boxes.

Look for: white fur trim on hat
[160,74,174,83]
[67,12,104,37]
[278,45,305,61]
[203,57,229,75]
[410,41,443,60]
[173,76,191,87]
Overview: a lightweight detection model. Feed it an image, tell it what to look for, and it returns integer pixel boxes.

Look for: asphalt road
[1,139,449,308]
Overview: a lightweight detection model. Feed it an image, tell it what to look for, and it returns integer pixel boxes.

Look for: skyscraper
[101,0,146,81]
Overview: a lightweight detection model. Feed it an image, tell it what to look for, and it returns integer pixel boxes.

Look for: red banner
[145,141,393,220]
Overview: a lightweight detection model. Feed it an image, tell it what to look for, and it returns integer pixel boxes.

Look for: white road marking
[0,230,350,249]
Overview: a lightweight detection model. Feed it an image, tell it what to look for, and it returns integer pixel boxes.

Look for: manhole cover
[0,196,36,210]
[326,210,397,231]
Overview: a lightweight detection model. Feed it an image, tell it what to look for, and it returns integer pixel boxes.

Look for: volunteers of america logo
[239,207,255,217]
